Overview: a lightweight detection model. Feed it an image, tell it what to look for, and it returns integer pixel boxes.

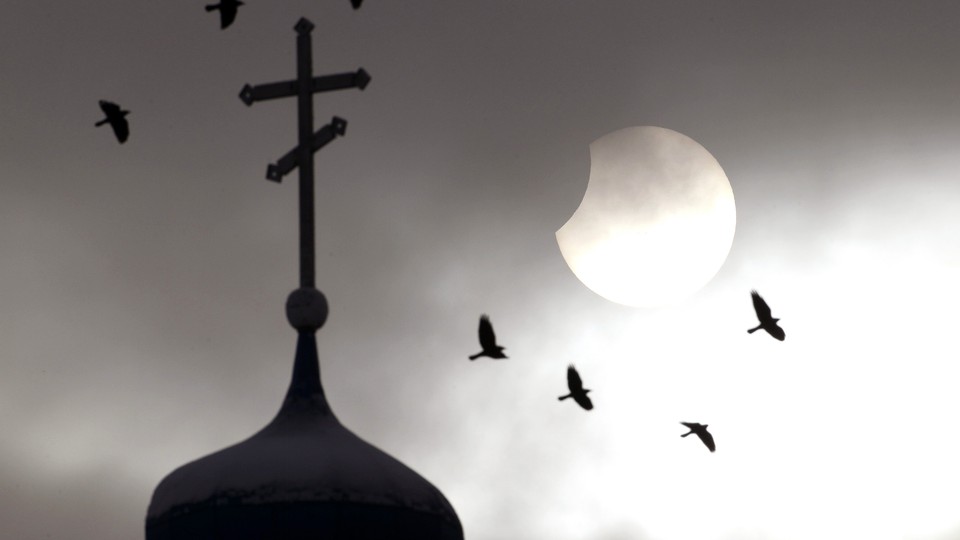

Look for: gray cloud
[3,1,960,539]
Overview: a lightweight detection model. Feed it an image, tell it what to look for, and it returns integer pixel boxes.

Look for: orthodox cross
[239,17,370,288]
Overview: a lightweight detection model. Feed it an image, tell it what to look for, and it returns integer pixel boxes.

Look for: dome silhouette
[145,331,463,539]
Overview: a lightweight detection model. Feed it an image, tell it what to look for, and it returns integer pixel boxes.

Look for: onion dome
[145,288,463,539]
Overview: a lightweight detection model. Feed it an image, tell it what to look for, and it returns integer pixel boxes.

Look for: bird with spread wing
[95,100,130,143]
[468,314,507,360]
[558,365,593,410]
[680,422,715,452]
[747,290,785,341]
[205,0,243,29]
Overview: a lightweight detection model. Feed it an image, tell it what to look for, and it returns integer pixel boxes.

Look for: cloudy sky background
[3,1,960,539]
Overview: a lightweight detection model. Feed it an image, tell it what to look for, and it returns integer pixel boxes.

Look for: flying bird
[680,422,715,452]
[747,290,785,341]
[558,365,593,410]
[205,0,243,29]
[468,314,507,360]
[351,0,362,8]
[95,100,129,143]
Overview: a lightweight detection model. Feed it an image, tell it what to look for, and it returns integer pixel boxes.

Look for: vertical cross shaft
[240,17,369,295]
[296,20,316,288]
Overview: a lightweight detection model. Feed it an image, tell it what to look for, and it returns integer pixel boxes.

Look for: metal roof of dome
[146,328,463,539]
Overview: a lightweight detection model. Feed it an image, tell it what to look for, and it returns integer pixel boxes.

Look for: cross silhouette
[240,17,370,288]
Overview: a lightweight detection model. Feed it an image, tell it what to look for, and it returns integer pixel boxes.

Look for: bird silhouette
[747,290,785,341]
[680,422,715,452]
[95,100,129,143]
[351,0,363,8]
[468,314,507,360]
[558,365,593,410]
[205,0,243,29]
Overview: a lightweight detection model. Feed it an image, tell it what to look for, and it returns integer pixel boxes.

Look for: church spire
[239,16,370,403]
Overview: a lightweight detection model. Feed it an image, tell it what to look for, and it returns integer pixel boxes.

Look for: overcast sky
[4,1,960,539]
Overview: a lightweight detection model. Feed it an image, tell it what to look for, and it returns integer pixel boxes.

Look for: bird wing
[698,429,716,452]
[767,324,786,341]
[681,422,699,430]
[99,100,121,116]
[478,315,497,350]
[567,365,583,393]
[111,117,129,143]
[574,393,593,411]
[751,290,773,320]
[221,4,238,27]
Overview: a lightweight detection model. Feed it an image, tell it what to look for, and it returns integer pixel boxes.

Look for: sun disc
[556,126,736,307]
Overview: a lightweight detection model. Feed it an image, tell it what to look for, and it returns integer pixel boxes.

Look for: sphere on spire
[285,287,328,332]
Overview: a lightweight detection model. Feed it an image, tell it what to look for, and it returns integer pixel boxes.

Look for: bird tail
[747,325,762,334]
[468,353,482,361]
[205,4,219,11]
[95,119,108,126]
[558,394,571,401]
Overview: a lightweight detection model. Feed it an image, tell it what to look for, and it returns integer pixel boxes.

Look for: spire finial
[286,287,328,332]
[239,17,370,306]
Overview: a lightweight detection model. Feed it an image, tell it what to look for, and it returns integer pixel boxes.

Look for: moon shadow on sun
[556,126,736,307]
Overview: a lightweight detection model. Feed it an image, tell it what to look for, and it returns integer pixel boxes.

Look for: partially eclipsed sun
[556,126,736,307]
